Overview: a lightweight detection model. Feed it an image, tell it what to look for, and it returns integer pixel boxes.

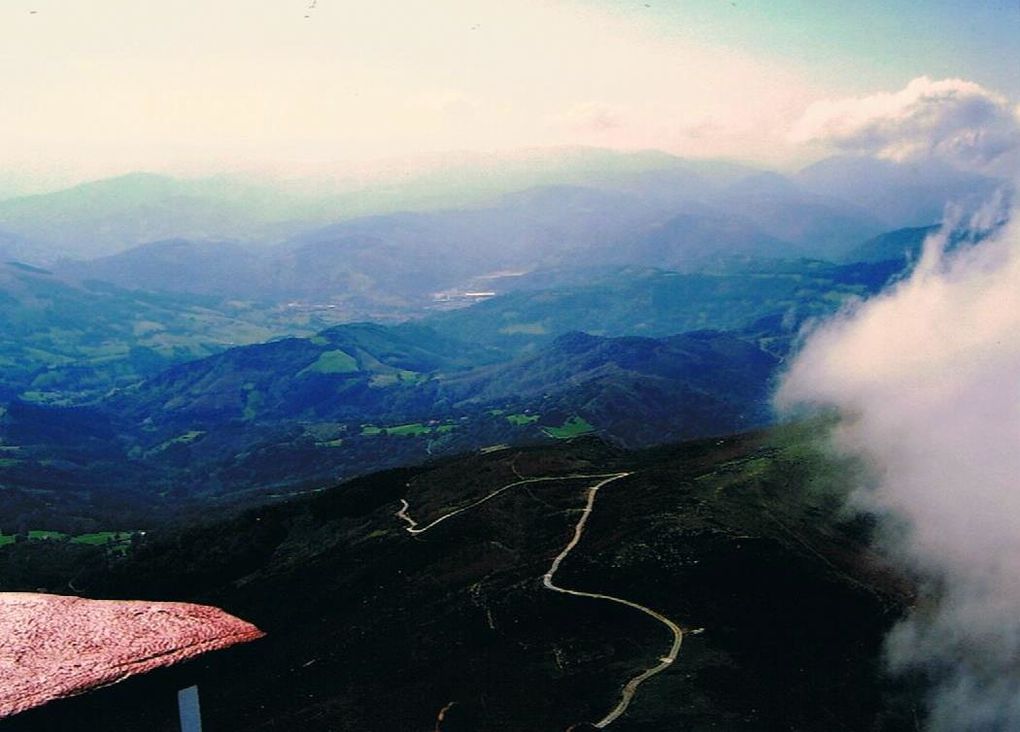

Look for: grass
[28,530,66,540]
[370,370,427,388]
[70,531,135,546]
[0,530,137,552]
[301,349,359,375]
[383,423,431,437]
[543,416,596,439]
[506,413,539,426]
[362,422,456,437]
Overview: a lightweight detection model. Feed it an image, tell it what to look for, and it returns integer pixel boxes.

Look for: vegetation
[299,349,359,375]
[543,415,596,439]
[5,428,916,731]
[506,412,539,426]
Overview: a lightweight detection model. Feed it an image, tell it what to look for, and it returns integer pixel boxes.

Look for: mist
[776,190,1020,729]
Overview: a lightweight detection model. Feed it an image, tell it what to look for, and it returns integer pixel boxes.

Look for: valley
[0,149,997,730]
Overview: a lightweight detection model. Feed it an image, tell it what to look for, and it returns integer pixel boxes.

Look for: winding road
[396,470,684,728]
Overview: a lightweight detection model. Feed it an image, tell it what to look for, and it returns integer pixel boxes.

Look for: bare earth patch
[0,592,264,718]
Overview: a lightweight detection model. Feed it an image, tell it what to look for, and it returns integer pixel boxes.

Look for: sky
[2,0,1020,188]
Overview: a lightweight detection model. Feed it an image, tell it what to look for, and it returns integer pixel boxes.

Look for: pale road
[396,470,684,728]
[540,473,683,728]
[395,473,627,535]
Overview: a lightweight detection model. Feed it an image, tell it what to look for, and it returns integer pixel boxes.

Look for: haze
[4,0,1020,192]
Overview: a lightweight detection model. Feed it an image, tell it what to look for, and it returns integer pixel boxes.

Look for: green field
[28,530,66,540]
[70,531,135,546]
[362,421,457,437]
[384,423,431,436]
[543,416,595,439]
[301,349,359,375]
[506,413,539,426]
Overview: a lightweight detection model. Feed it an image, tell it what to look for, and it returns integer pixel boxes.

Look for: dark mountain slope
[56,239,266,297]
[425,263,891,354]
[447,330,778,445]
[795,155,1004,227]
[113,321,495,426]
[618,212,801,268]
[0,260,340,403]
[5,424,917,731]
[0,320,782,527]
[844,225,937,264]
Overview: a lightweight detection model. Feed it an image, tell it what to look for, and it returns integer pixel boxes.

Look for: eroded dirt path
[396,470,684,728]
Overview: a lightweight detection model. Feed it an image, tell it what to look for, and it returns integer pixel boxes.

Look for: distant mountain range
[3,151,1003,293]
[0,148,711,261]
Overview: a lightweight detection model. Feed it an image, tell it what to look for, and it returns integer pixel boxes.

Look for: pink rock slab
[0,592,264,718]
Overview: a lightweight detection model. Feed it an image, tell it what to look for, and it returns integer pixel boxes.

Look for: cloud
[791,77,1020,170]
[551,102,628,135]
[775,192,1020,729]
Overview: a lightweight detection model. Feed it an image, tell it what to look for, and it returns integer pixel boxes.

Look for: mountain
[615,211,801,268]
[261,179,893,300]
[843,225,938,264]
[0,320,781,528]
[0,260,349,403]
[0,254,912,530]
[45,164,905,308]
[112,322,497,427]
[795,156,1005,227]
[56,239,266,298]
[264,185,674,303]
[447,330,778,446]
[0,149,705,262]
[2,425,917,730]
[425,262,899,354]
[842,222,1000,265]
[0,173,300,261]
[713,177,887,258]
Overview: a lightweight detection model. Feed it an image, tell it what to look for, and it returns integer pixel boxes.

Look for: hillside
[0,260,353,403]
[0,323,781,530]
[447,330,778,446]
[426,261,900,354]
[42,160,942,307]
[2,424,917,730]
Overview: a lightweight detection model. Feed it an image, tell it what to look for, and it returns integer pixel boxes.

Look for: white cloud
[776,193,1020,729]
[791,77,1020,170]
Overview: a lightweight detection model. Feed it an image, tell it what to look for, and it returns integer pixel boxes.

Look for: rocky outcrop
[0,592,264,718]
